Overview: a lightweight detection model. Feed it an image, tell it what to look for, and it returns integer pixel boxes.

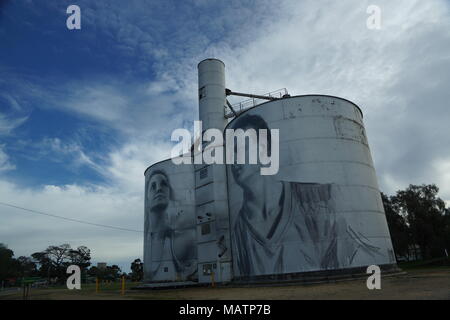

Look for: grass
[1,264,449,300]
[0,280,142,300]
[53,280,141,292]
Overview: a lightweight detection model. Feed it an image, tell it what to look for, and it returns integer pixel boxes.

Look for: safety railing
[224,88,288,118]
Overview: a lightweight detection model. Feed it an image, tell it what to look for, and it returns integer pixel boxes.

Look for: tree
[392,184,447,260]
[31,251,53,278]
[88,264,122,281]
[87,266,99,278]
[130,258,143,281]
[0,243,16,280]
[45,244,72,268]
[107,265,122,280]
[31,244,91,281]
[68,246,91,269]
[31,244,71,281]
[382,193,411,260]
[15,256,37,277]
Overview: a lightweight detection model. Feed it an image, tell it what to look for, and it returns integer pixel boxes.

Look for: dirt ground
[1,267,449,300]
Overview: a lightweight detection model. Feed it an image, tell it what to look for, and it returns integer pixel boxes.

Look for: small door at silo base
[198,261,231,284]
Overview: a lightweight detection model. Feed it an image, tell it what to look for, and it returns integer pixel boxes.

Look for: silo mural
[226,96,396,279]
[143,158,197,282]
[142,59,397,287]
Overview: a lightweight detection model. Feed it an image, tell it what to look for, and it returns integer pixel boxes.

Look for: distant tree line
[382,184,450,261]
[0,243,144,286]
[0,243,92,284]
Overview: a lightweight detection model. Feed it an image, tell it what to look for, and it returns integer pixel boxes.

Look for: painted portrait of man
[144,168,197,281]
[228,113,383,277]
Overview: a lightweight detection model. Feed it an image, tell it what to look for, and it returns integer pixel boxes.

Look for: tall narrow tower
[194,59,232,283]
[198,59,227,131]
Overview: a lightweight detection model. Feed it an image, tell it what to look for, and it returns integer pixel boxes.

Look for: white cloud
[0,144,15,172]
[0,110,26,172]
[0,113,27,136]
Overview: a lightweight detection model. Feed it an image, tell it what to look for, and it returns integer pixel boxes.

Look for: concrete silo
[226,95,397,281]
[143,157,197,283]
[142,58,398,287]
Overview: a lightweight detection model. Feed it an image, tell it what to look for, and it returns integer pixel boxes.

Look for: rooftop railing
[224,88,288,119]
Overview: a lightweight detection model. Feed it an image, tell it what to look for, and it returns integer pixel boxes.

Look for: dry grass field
[1,267,449,300]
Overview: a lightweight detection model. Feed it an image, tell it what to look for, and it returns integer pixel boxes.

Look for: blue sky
[1,0,450,272]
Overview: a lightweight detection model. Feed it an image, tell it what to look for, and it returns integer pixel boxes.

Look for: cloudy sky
[0,0,449,272]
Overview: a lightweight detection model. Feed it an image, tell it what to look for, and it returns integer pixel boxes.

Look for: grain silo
[141,58,398,287]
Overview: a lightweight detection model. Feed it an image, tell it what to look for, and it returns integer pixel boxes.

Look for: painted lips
[153,193,166,201]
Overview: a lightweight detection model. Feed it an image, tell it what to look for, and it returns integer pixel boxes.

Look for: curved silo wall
[226,95,396,279]
[143,158,197,283]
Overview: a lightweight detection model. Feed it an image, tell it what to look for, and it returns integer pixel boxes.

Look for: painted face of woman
[148,173,170,212]
[231,132,261,188]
